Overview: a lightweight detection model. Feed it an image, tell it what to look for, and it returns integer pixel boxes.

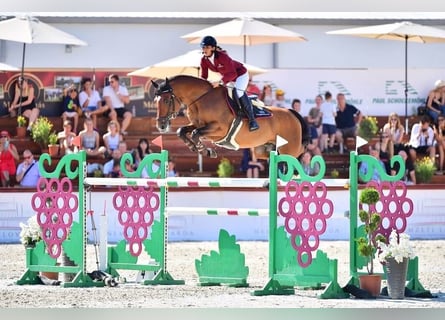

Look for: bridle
[155,84,214,123]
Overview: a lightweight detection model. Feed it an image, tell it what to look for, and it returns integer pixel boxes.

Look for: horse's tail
[288,109,311,148]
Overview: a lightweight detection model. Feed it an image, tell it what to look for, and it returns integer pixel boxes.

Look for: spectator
[103,120,123,158]
[259,84,274,106]
[103,149,122,178]
[61,86,80,133]
[320,91,337,153]
[381,112,405,159]
[78,77,109,130]
[167,158,179,177]
[8,77,40,133]
[0,130,19,187]
[407,115,436,163]
[133,138,152,169]
[240,148,265,178]
[15,149,41,188]
[299,151,320,176]
[274,89,288,108]
[78,118,106,158]
[391,150,416,185]
[307,94,323,141]
[434,115,445,174]
[335,93,362,154]
[103,74,132,136]
[291,99,301,113]
[425,79,445,123]
[57,120,77,155]
[359,143,386,183]
[246,78,261,97]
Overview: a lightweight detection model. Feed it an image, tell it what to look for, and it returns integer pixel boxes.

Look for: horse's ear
[151,80,159,89]
[165,77,169,84]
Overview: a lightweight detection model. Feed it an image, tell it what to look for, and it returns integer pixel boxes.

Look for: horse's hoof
[207,149,218,158]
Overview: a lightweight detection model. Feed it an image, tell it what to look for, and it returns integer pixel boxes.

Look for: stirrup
[249,120,259,131]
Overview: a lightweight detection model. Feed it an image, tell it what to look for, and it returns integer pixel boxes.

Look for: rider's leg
[239,93,259,131]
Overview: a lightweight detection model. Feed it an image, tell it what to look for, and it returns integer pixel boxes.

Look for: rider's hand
[211,81,221,88]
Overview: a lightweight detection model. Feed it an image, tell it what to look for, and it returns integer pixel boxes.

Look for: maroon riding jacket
[200,50,247,84]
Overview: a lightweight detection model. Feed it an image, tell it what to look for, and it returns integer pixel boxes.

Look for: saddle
[225,88,272,119]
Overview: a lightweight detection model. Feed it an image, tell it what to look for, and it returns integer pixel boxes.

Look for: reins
[157,84,214,121]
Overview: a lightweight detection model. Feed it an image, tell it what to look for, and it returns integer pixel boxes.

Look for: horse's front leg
[177,125,199,153]
[190,127,217,158]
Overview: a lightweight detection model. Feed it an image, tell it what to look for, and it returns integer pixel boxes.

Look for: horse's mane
[166,75,213,89]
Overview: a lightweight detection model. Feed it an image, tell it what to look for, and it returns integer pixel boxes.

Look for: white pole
[99,202,107,271]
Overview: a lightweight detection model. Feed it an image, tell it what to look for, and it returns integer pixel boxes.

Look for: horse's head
[152,78,178,133]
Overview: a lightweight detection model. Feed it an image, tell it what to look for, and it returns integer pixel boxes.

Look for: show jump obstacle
[16,146,426,297]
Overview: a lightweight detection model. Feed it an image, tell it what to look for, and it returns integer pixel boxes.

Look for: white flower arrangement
[378,229,416,264]
[19,215,42,247]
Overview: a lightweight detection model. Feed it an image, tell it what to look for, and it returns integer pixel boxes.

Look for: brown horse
[152,75,310,158]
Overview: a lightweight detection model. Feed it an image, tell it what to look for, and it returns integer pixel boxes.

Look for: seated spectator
[167,158,179,177]
[335,93,362,154]
[407,115,436,163]
[57,120,77,155]
[391,150,416,185]
[110,159,122,178]
[78,77,110,130]
[426,79,445,123]
[0,130,20,187]
[133,138,152,169]
[274,89,288,108]
[434,115,445,174]
[103,74,132,136]
[15,149,41,188]
[246,78,261,98]
[381,112,405,159]
[299,151,320,176]
[359,143,386,183]
[103,149,122,178]
[240,148,265,178]
[103,120,123,158]
[61,86,80,133]
[259,84,274,106]
[78,118,106,158]
[8,77,40,133]
[307,94,323,142]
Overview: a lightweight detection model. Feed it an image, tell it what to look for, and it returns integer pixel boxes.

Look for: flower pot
[48,144,60,157]
[359,274,382,297]
[385,257,409,299]
[16,126,27,138]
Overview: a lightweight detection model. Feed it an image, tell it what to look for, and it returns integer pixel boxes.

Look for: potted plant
[378,229,416,299]
[358,116,379,141]
[16,115,27,138]
[31,116,54,151]
[48,131,60,157]
[217,157,235,177]
[414,156,436,183]
[356,187,387,296]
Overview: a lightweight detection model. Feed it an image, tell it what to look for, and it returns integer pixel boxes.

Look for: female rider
[199,35,259,131]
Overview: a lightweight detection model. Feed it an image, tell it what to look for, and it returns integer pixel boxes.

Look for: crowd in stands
[3,75,445,185]
[239,80,445,182]
[0,73,166,188]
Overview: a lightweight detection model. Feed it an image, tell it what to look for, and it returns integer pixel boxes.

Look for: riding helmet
[200,36,217,48]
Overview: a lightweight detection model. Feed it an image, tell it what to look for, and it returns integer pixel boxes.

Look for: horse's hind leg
[177,125,199,153]
[191,127,217,158]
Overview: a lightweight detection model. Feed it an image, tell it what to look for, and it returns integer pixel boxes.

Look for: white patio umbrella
[0,15,87,113]
[181,17,307,62]
[128,49,267,79]
[327,21,445,132]
[0,62,19,71]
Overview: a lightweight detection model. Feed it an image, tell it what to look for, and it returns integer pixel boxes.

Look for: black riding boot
[239,94,259,131]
